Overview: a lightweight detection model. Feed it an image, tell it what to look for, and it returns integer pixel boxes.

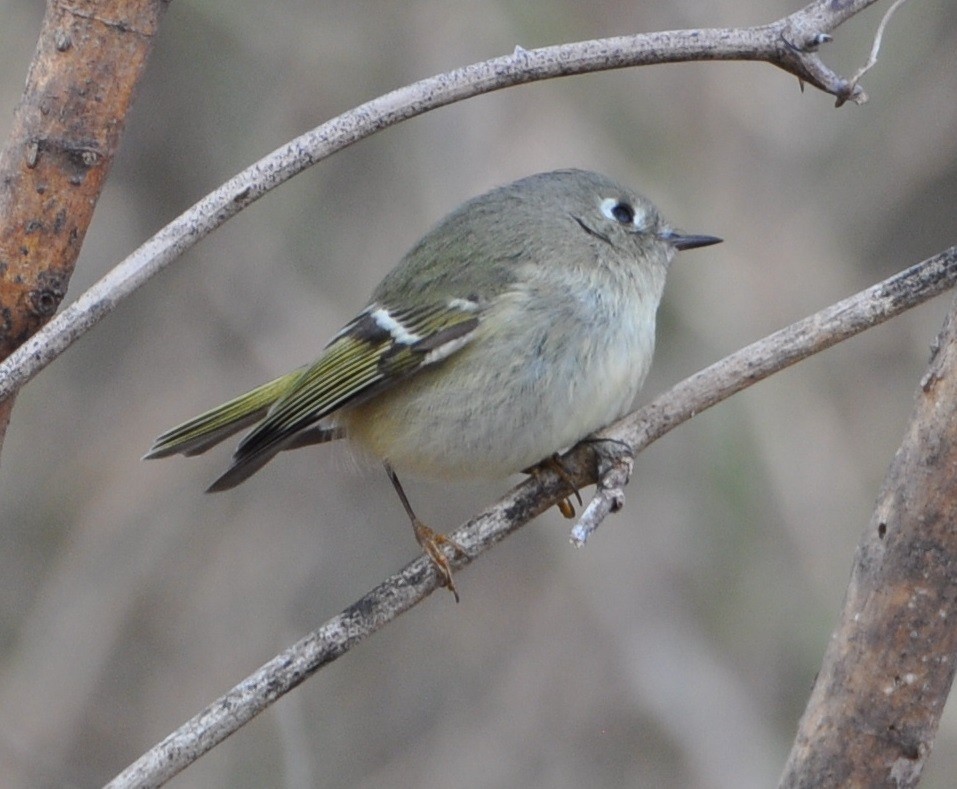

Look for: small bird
[146,169,721,599]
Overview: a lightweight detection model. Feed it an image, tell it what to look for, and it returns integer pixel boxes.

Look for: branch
[575,247,957,543]
[0,0,167,438]
[0,0,887,404]
[107,248,957,788]
[780,278,957,781]
[0,0,167,357]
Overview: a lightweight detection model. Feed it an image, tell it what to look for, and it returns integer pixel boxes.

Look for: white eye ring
[600,197,647,230]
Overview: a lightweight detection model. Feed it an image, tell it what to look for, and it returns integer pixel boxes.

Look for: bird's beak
[660,229,723,251]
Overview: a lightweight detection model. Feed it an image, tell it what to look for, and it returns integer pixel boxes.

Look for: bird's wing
[207,298,481,491]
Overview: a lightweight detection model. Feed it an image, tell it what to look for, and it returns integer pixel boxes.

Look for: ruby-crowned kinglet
[146,169,720,599]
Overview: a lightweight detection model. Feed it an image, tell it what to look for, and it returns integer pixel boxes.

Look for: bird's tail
[144,370,305,461]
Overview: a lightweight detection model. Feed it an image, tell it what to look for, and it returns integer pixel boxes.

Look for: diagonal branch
[0,0,887,405]
[106,248,957,789]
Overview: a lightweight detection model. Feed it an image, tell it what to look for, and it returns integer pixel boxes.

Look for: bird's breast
[343,265,662,479]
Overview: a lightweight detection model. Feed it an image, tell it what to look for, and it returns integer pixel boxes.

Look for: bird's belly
[342,311,655,479]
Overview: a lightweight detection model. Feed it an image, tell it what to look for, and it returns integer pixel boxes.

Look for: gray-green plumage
[145,169,720,491]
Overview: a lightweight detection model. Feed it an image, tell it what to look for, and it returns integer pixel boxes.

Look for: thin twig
[0,0,884,403]
[847,0,912,91]
[107,247,957,788]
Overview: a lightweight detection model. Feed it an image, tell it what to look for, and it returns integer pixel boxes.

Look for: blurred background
[1,1,956,786]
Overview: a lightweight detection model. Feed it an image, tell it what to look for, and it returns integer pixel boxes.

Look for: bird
[145,169,721,600]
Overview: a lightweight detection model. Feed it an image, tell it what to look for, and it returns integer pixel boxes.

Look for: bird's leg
[384,462,466,603]
[525,453,583,519]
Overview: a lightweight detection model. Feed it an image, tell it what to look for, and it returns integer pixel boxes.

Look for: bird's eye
[600,198,636,226]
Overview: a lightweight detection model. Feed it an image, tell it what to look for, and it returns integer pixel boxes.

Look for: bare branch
[0,0,887,404]
[0,0,167,358]
[107,248,957,788]
[778,280,957,784]
[778,338,957,782]
[0,0,168,443]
